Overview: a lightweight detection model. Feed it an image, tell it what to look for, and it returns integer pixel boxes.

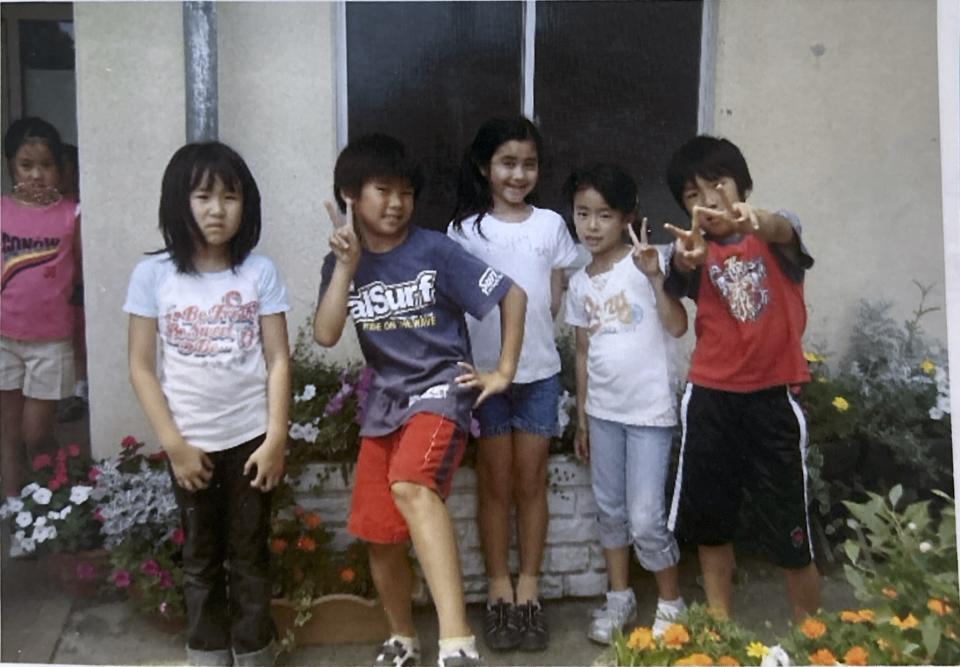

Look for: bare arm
[629,220,689,338]
[128,315,212,491]
[550,268,564,319]
[243,313,291,491]
[574,326,590,463]
[313,201,361,347]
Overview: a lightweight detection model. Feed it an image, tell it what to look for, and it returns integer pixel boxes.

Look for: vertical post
[697,0,719,135]
[183,0,218,141]
[335,0,348,150]
[522,0,536,120]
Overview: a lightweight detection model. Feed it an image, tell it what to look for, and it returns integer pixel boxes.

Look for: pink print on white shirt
[163,290,260,357]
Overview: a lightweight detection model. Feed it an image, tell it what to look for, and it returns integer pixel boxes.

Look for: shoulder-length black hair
[157,141,261,274]
[4,116,64,175]
[449,116,543,237]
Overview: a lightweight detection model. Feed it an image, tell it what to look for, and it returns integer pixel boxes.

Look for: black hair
[157,141,262,274]
[666,135,753,211]
[4,116,64,176]
[333,133,423,212]
[449,116,543,236]
[562,163,638,218]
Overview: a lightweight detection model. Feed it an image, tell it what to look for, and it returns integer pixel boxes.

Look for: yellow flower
[717,657,740,666]
[882,587,898,599]
[627,626,654,651]
[800,617,828,639]
[890,613,919,629]
[857,609,876,622]
[662,624,691,649]
[844,646,869,666]
[746,642,770,659]
[921,359,936,375]
[674,653,713,666]
[928,598,953,616]
[804,351,825,363]
[809,648,838,665]
[840,610,863,623]
[705,629,721,642]
[832,396,850,412]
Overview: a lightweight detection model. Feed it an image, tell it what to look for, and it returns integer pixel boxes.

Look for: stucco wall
[711,0,946,355]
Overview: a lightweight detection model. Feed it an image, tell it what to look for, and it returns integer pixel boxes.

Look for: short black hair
[666,135,753,210]
[157,142,262,274]
[333,133,423,212]
[4,116,64,171]
[562,163,638,218]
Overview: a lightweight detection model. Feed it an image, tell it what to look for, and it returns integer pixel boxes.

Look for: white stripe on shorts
[785,387,815,562]
[667,383,693,532]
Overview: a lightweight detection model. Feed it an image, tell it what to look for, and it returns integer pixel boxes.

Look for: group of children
[0,113,821,667]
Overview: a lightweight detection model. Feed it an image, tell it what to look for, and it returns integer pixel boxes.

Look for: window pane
[347,1,523,230]
[534,0,702,240]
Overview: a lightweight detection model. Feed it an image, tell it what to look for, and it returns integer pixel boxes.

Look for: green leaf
[920,615,941,659]
[889,484,903,509]
[843,541,861,564]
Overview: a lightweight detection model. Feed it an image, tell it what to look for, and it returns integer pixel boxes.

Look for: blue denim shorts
[474,373,561,439]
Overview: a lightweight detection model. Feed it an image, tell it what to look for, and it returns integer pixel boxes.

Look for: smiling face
[350,176,415,250]
[484,139,539,214]
[189,174,243,249]
[10,139,60,201]
[573,186,634,261]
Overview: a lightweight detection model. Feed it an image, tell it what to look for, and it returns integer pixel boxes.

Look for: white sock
[657,597,686,614]
[608,589,634,603]
[387,634,420,651]
[438,635,478,659]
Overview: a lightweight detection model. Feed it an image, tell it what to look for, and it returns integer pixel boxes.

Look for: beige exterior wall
[75,1,947,456]
[711,0,946,355]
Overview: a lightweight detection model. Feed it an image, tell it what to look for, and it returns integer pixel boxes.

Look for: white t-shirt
[448,207,579,383]
[123,252,290,451]
[564,251,678,427]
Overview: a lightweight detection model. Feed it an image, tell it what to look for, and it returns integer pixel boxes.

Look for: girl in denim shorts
[448,117,579,652]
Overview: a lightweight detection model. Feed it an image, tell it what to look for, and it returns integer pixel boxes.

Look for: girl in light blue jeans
[562,164,688,643]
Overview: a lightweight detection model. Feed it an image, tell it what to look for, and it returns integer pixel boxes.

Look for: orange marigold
[627,626,654,651]
[800,617,827,639]
[841,610,863,623]
[808,648,837,666]
[844,646,869,666]
[674,653,713,666]
[882,587,898,599]
[340,567,356,583]
[928,598,953,616]
[269,538,288,554]
[302,512,323,529]
[662,624,691,649]
[717,656,740,666]
[890,613,919,629]
[856,609,875,622]
[296,536,317,552]
[292,505,306,518]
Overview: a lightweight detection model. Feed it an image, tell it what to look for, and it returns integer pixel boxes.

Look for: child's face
[351,176,415,244]
[10,139,60,196]
[189,175,243,248]
[484,139,538,210]
[681,174,744,215]
[573,187,633,258]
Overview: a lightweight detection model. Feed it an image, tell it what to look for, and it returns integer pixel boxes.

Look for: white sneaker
[588,590,637,644]
[374,636,421,667]
[652,598,687,638]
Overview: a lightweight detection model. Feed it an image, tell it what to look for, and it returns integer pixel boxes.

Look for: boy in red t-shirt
[662,135,821,622]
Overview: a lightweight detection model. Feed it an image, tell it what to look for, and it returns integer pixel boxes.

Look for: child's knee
[390,480,432,509]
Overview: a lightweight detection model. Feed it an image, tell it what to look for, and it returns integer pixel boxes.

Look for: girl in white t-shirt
[124,142,290,667]
[447,116,578,652]
[562,164,687,643]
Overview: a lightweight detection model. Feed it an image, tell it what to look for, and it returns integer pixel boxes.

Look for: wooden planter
[270,594,389,645]
[45,548,111,597]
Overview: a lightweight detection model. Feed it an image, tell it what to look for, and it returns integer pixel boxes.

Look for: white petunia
[299,423,320,443]
[19,537,36,553]
[34,516,47,527]
[0,497,23,518]
[908,522,917,531]
[69,485,93,505]
[60,504,72,519]
[20,483,40,498]
[920,541,933,553]
[15,511,33,528]
[295,384,317,403]
[32,487,52,506]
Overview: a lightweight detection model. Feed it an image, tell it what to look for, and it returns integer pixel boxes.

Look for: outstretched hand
[664,211,708,272]
[455,361,510,408]
[628,217,662,277]
[324,199,361,270]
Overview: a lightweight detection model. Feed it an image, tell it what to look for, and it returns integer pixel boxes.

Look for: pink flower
[76,562,96,580]
[121,435,138,449]
[88,467,101,482]
[48,479,62,492]
[159,602,169,616]
[67,443,81,458]
[170,528,185,546]
[148,451,168,463]
[113,570,131,588]
[141,559,161,577]
[93,507,105,522]
[56,447,67,463]
[32,454,52,470]
[158,570,173,589]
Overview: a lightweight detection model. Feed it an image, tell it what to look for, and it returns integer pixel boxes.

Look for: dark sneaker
[482,598,520,651]
[436,649,481,667]
[374,637,421,667]
[516,600,549,652]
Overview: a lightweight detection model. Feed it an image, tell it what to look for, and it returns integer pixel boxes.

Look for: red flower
[170,528,185,546]
[113,570,131,588]
[270,538,288,554]
[340,568,356,583]
[141,559,161,577]
[292,506,306,518]
[32,454,52,470]
[93,508,105,522]
[88,467,101,482]
[302,513,323,529]
[148,451,168,463]
[158,570,173,589]
[48,479,62,492]
[296,536,317,552]
[121,435,138,448]
[67,443,81,458]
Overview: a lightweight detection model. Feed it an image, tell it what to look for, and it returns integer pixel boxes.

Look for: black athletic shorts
[667,383,814,569]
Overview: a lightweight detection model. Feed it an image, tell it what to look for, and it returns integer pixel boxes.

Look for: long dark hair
[449,116,543,237]
[156,142,261,274]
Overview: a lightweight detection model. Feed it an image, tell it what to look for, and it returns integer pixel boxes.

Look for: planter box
[271,594,389,645]
[45,548,111,598]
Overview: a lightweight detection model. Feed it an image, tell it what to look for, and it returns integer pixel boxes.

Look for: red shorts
[348,412,467,544]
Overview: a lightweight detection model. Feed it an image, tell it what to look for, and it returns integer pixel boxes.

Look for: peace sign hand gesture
[691,184,759,238]
[628,217,662,278]
[664,212,708,272]
[324,199,361,272]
